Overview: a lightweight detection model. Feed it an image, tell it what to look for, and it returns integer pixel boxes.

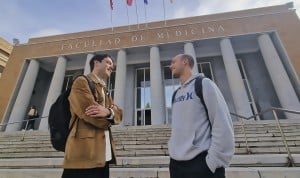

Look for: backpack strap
[194,76,207,114]
[81,75,97,101]
[194,76,211,128]
[171,88,180,104]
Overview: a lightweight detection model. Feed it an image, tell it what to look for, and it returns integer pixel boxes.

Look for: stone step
[2,130,299,141]
[2,139,300,153]
[237,140,300,147]
[1,140,300,153]
[1,126,299,136]
[1,120,300,135]
[1,131,300,143]
[1,154,299,169]
[1,136,299,148]
[1,129,300,143]
[1,167,300,178]
[1,146,300,159]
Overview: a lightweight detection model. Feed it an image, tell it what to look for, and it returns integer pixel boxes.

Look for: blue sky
[1,0,299,44]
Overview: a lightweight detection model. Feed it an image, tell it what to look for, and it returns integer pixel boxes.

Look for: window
[197,62,214,81]
[62,69,83,92]
[237,59,259,119]
[135,67,151,126]
[107,70,116,98]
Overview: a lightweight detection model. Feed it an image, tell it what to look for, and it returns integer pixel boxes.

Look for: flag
[110,0,113,10]
[143,0,148,28]
[127,0,133,6]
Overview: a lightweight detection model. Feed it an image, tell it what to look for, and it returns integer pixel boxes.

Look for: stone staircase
[1,119,300,178]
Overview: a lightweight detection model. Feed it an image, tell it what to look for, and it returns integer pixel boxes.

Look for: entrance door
[135,67,151,126]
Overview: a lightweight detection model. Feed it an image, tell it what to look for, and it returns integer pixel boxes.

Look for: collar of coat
[87,73,106,86]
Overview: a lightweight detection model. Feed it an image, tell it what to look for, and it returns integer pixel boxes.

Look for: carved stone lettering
[175,30,182,37]
[75,42,83,48]
[60,23,226,51]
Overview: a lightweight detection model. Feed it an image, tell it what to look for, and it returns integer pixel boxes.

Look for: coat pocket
[65,129,97,161]
[77,129,95,138]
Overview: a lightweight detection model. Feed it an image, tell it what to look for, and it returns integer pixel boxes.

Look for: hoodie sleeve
[202,78,235,173]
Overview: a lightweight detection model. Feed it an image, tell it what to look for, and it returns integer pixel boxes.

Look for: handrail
[0,116,48,141]
[0,116,48,128]
[230,107,300,167]
[231,107,300,120]
[272,110,294,167]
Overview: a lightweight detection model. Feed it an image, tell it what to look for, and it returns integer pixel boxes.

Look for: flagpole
[143,0,148,29]
[162,0,167,27]
[110,0,114,33]
[126,1,131,31]
[134,0,139,29]
[110,9,114,33]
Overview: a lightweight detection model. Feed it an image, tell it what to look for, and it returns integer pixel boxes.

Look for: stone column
[5,60,39,132]
[84,54,94,75]
[184,42,199,74]
[114,50,127,119]
[150,46,166,125]
[258,34,300,117]
[220,38,253,118]
[39,56,67,130]
[123,66,135,126]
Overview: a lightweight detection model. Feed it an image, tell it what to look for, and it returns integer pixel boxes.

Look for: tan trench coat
[63,73,123,169]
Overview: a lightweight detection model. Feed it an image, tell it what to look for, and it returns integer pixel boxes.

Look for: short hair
[89,54,113,71]
[180,54,194,68]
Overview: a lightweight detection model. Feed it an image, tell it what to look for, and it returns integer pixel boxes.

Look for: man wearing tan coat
[62,54,123,178]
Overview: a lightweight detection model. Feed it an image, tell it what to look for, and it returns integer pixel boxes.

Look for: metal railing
[0,116,48,141]
[231,107,300,167]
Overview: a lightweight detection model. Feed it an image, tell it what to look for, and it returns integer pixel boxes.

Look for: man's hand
[85,103,110,118]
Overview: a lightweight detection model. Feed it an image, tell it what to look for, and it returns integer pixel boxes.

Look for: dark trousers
[62,163,109,178]
[169,152,225,178]
[25,116,35,130]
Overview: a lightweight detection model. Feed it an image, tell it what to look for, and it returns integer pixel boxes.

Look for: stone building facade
[0,3,300,131]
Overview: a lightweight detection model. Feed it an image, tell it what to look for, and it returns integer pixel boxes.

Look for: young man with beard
[168,54,235,178]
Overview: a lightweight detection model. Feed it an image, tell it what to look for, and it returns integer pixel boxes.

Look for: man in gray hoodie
[168,54,235,178]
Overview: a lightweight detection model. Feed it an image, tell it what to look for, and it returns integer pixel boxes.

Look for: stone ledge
[1,167,300,178]
[1,154,300,168]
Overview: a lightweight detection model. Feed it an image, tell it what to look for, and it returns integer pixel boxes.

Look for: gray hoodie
[168,73,235,173]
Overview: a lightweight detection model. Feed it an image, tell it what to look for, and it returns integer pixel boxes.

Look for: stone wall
[0,37,13,73]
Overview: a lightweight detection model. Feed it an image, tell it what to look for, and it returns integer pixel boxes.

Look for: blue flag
[144,0,148,5]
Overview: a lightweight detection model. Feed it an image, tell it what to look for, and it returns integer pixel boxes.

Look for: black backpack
[171,76,210,125]
[48,75,96,152]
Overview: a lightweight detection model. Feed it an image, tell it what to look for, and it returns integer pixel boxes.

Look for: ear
[94,60,100,65]
[183,59,188,65]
